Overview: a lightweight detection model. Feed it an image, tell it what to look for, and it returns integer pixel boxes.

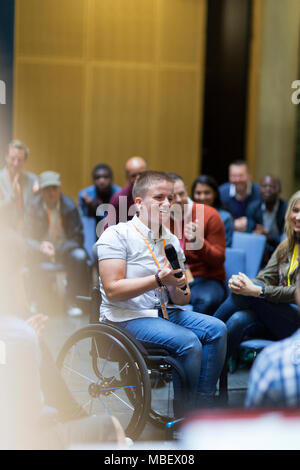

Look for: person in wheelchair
[97,170,227,415]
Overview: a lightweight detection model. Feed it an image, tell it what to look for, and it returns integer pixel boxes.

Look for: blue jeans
[213,292,300,359]
[189,277,226,315]
[111,308,227,413]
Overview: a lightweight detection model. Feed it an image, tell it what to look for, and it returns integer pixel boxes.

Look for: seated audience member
[23,171,89,317]
[78,164,120,221]
[213,190,300,362]
[219,160,260,232]
[169,173,226,315]
[0,223,125,449]
[109,156,147,224]
[0,140,38,228]
[245,271,300,408]
[192,175,234,247]
[97,171,227,413]
[246,174,287,263]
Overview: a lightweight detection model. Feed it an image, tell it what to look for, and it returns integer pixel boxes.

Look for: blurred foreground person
[0,140,38,228]
[0,214,126,449]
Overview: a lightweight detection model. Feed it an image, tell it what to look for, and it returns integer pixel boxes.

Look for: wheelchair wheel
[148,365,174,428]
[56,324,151,440]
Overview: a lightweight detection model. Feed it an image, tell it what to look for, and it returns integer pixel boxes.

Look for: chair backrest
[232,232,266,278]
[224,248,246,293]
[81,215,97,262]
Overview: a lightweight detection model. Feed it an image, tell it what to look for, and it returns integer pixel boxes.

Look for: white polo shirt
[96,215,185,322]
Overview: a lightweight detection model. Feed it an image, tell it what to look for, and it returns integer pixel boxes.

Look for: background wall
[0,0,15,164]
[246,0,300,199]
[13,0,207,200]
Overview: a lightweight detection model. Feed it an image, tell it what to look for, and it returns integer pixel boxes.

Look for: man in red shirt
[169,174,226,315]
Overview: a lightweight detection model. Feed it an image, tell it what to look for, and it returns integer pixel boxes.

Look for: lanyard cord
[132,223,167,269]
[47,210,62,244]
[288,244,299,286]
[7,168,23,210]
[132,223,169,319]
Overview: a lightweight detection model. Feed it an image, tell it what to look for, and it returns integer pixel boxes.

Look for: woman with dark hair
[213,190,300,360]
[192,175,234,246]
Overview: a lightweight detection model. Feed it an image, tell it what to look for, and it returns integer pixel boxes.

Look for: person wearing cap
[23,171,89,316]
[0,140,38,228]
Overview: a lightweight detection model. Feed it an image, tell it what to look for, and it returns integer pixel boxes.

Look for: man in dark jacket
[219,160,261,232]
[24,171,89,316]
[246,174,287,263]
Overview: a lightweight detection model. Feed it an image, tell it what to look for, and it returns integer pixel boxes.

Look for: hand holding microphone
[162,243,188,295]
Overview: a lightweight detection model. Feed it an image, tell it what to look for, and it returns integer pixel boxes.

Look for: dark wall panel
[0,0,15,166]
[201,0,252,184]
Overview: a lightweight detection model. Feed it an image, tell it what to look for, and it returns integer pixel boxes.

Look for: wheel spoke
[102,385,136,392]
[99,342,114,376]
[110,391,134,411]
[97,397,112,415]
[62,364,92,383]
[75,343,92,382]
[58,327,151,440]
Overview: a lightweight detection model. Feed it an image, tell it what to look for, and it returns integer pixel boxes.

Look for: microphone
[164,243,188,295]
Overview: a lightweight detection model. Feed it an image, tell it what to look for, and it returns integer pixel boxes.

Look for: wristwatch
[259,285,265,298]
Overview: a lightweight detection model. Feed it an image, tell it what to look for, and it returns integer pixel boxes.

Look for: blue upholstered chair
[232,232,267,278]
[81,215,97,264]
[224,247,247,294]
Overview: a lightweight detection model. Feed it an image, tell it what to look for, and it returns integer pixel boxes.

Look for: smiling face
[172,179,188,212]
[290,198,300,235]
[229,163,250,195]
[193,182,215,206]
[136,180,174,229]
[6,147,26,178]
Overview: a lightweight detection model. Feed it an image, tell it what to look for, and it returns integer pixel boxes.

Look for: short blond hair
[132,171,173,200]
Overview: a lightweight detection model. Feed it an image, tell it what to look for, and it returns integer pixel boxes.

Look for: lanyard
[132,223,169,319]
[288,244,299,286]
[132,224,167,269]
[47,210,62,243]
[7,169,23,210]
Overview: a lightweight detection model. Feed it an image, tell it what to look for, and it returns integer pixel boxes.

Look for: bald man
[110,156,148,224]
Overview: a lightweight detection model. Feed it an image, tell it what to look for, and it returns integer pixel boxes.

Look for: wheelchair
[56,287,188,440]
